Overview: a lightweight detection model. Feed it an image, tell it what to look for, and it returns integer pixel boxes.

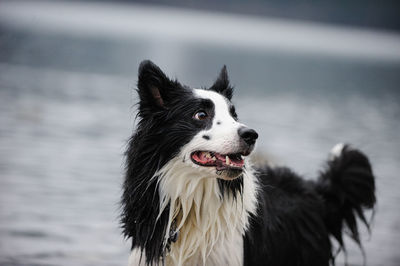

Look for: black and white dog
[121,60,376,266]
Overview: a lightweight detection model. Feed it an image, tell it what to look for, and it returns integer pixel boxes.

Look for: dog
[121,60,376,266]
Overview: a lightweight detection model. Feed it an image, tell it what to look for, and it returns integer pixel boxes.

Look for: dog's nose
[238,127,258,146]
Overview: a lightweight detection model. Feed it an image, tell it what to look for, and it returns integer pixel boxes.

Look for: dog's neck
[150,158,259,266]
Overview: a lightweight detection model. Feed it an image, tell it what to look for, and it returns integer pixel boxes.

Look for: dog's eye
[194,111,208,120]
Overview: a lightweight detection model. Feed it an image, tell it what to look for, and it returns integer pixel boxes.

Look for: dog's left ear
[137,60,183,115]
[210,65,233,100]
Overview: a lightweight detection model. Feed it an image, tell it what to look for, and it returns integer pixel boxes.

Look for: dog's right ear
[137,60,180,115]
[210,65,233,100]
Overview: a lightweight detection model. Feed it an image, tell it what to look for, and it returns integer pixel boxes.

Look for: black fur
[217,175,244,200]
[209,65,234,100]
[202,135,210,140]
[244,145,376,266]
[121,60,235,264]
[122,60,376,266]
[315,145,376,252]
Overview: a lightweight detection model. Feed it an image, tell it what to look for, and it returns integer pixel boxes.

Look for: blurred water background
[0,0,400,265]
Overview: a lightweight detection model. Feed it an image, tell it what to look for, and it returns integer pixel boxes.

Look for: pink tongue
[230,157,244,166]
[214,153,244,167]
[215,153,226,162]
[197,152,210,164]
[193,152,244,168]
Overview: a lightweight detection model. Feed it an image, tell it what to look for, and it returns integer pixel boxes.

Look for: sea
[0,1,400,265]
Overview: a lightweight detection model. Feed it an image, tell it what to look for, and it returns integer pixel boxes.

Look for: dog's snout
[238,127,258,146]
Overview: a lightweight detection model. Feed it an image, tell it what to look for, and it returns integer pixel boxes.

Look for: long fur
[244,144,376,266]
[121,60,376,266]
[155,157,258,265]
[316,144,376,255]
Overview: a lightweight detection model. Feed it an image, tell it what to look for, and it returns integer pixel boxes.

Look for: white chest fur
[128,159,258,266]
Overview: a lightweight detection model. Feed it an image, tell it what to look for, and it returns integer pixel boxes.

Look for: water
[1,2,400,266]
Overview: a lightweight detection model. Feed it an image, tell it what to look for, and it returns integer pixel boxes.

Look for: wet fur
[121,61,376,266]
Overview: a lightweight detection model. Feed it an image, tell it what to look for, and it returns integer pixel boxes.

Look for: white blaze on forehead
[191,88,244,155]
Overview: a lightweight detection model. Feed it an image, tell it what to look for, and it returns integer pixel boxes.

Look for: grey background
[0,1,399,265]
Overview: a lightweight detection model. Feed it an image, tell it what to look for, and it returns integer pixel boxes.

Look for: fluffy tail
[315,144,376,257]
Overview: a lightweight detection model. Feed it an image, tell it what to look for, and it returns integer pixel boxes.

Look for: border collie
[121,60,376,266]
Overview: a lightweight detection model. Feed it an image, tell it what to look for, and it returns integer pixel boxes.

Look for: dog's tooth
[226,156,230,164]
[205,152,211,158]
[211,156,216,161]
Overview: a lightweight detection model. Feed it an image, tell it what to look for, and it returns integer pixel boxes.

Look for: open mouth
[190,151,245,171]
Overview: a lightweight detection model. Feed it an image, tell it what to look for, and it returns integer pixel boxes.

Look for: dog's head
[136,60,258,180]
